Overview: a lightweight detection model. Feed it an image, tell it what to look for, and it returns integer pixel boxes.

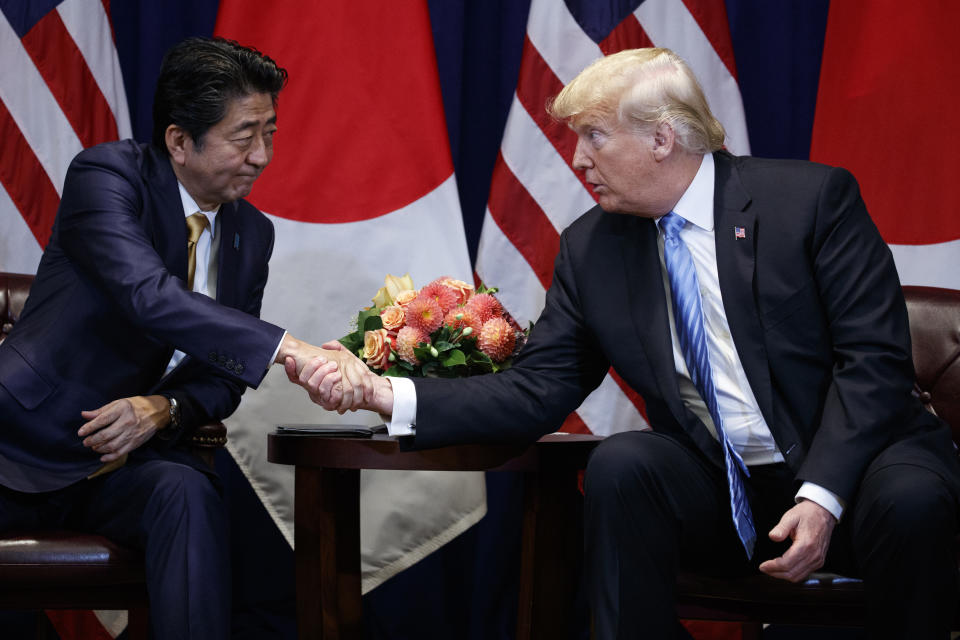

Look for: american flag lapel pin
[734,226,746,239]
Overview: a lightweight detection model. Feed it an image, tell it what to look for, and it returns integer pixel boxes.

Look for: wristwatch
[167,396,181,429]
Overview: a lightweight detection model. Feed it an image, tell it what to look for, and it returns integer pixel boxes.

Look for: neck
[170,159,220,212]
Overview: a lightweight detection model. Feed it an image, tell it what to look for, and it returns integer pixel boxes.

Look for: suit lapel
[216,201,240,307]
[713,152,775,427]
[146,148,189,284]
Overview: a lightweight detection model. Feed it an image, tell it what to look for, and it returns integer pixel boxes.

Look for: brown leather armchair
[675,285,960,635]
[0,271,228,639]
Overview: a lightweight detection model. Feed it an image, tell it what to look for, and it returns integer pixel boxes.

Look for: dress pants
[583,430,959,639]
[0,458,230,640]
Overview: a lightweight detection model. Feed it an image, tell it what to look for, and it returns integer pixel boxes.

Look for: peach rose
[393,289,418,308]
[380,305,405,331]
[441,278,474,305]
[362,328,392,370]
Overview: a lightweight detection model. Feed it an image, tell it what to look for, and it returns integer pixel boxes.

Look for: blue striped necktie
[660,212,756,559]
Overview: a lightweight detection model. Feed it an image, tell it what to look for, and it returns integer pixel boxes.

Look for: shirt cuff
[383,376,416,436]
[795,481,845,521]
[269,331,287,371]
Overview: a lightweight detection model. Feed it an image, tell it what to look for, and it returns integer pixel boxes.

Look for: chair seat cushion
[0,531,144,586]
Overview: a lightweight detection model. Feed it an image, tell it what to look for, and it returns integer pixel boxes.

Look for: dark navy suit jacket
[0,140,285,492]
[412,151,960,506]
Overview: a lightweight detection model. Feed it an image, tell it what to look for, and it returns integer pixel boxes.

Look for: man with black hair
[0,37,363,639]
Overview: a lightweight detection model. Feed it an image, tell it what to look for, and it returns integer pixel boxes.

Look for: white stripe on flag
[0,14,83,196]
[575,372,648,437]
[633,0,750,154]
[0,183,43,273]
[890,241,960,291]
[57,0,133,138]
[526,0,602,85]
[474,209,546,327]
[500,93,594,234]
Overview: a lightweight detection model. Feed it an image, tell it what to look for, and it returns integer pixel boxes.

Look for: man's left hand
[78,395,170,462]
[758,500,837,582]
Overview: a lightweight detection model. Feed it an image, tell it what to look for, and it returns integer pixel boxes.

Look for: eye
[588,129,606,148]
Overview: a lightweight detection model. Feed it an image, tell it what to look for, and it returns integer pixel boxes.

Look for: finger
[78,406,122,437]
[306,365,341,409]
[284,356,299,383]
[321,340,345,351]
[299,356,330,386]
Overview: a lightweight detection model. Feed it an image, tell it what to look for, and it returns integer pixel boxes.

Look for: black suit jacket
[412,151,959,505]
[0,140,285,492]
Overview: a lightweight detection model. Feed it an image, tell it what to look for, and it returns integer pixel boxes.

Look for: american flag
[475,0,751,436]
[0,0,131,273]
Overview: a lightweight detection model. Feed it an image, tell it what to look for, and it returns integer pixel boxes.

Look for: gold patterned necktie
[186,212,210,290]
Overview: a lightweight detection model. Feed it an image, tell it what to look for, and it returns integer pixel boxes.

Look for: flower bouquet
[339,274,527,378]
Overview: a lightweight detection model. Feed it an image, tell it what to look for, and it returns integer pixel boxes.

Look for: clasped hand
[279,336,387,414]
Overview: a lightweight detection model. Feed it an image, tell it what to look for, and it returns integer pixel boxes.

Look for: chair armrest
[187,422,227,468]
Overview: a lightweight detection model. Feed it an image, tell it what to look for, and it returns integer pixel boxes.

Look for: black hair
[152,37,288,152]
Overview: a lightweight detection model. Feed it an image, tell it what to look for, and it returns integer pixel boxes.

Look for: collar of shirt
[655,152,715,231]
[177,181,219,229]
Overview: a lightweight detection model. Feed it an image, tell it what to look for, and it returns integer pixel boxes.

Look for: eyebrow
[230,115,277,134]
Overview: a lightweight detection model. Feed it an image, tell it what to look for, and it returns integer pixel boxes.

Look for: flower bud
[429,346,439,358]
[462,327,473,336]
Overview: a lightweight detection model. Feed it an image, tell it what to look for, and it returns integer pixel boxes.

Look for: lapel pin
[734,226,746,239]
[234,233,240,250]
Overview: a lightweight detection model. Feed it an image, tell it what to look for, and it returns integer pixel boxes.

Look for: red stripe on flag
[46,610,116,640]
[20,10,119,149]
[679,0,738,78]
[561,411,592,434]
[599,15,653,56]
[514,37,586,186]
[487,153,560,290]
[0,100,60,248]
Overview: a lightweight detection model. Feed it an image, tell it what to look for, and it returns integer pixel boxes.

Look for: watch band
[167,396,181,429]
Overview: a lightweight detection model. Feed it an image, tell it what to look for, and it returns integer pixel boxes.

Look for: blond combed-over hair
[547,48,726,154]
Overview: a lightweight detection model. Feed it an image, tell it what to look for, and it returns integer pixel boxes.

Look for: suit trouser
[583,430,959,640]
[0,458,230,640]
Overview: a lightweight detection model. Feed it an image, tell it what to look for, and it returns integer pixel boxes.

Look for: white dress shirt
[164,183,220,375]
[388,153,844,520]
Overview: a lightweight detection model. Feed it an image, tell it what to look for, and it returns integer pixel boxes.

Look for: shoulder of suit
[719,151,852,190]
[70,139,147,176]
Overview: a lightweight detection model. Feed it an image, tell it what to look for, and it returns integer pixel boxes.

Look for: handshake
[275,334,394,416]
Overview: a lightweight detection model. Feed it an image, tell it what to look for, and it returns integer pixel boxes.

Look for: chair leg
[127,607,150,640]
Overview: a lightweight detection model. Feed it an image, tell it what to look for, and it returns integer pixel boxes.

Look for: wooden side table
[268,432,601,640]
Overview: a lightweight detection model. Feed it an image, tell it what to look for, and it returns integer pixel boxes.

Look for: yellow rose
[380,305,405,330]
[371,273,415,308]
[363,329,391,370]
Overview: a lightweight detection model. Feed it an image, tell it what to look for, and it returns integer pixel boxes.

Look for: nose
[246,133,271,168]
[572,137,592,171]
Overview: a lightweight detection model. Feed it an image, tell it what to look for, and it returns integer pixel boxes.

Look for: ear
[165,125,191,165]
[650,121,676,162]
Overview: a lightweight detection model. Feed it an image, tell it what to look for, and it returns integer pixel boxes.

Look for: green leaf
[442,349,467,367]
[383,365,410,378]
[358,308,383,333]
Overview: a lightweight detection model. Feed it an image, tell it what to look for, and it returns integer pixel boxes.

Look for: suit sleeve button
[208,352,217,362]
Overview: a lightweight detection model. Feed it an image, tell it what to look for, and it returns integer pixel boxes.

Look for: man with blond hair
[291,48,960,638]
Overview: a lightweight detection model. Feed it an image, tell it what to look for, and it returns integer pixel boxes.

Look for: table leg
[295,466,362,640]
[516,468,585,640]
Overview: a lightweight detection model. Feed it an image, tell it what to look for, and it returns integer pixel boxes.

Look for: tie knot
[186,212,209,244]
[660,212,685,240]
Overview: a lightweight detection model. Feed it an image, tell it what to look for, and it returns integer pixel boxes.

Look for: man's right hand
[282,340,394,415]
